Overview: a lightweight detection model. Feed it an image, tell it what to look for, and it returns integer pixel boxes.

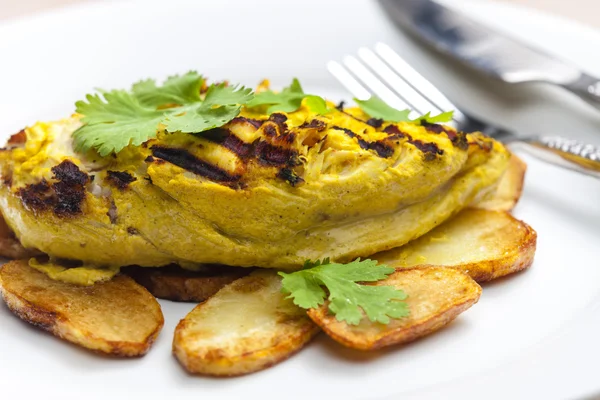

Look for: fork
[328,43,600,179]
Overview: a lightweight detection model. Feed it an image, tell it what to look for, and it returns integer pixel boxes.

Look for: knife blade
[379,0,600,107]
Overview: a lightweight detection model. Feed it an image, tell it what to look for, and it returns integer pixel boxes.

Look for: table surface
[0,0,599,29]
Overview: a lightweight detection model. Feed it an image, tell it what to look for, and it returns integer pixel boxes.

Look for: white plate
[1,1,600,399]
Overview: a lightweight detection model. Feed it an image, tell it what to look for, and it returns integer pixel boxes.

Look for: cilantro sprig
[279,258,409,325]
[246,78,328,114]
[73,72,253,156]
[355,96,454,124]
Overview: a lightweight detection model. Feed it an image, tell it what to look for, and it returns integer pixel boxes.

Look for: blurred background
[1,0,599,28]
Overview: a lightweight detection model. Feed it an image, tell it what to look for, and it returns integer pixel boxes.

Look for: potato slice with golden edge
[0,215,41,259]
[307,267,480,350]
[373,208,536,282]
[124,264,248,302]
[173,270,320,376]
[476,153,527,212]
[0,260,163,356]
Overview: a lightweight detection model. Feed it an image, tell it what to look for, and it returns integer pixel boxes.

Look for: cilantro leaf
[354,95,454,124]
[73,73,253,156]
[354,96,411,122]
[279,258,409,325]
[247,78,329,114]
[418,110,455,124]
[73,91,164,156]
[163,84,254,133]
[131,71,205,108]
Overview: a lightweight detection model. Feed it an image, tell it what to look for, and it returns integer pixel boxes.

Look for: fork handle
[511,136,600,179]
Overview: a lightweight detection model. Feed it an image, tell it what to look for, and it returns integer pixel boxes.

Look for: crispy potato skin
[374,208,537,283]
[307,267,481,351]
[0,260,164,357]
[173,270,319,376]
[475,153,527,212]
[124,265,248,302]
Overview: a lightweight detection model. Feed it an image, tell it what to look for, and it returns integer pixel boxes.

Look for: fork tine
[342,56,420,119]
[357,47,440,116]
[375,42,464,123]
[326,61,372,100]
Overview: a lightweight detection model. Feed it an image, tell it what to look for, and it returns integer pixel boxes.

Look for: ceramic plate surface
[0,1,599,399]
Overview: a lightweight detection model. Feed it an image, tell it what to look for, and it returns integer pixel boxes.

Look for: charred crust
[51,160,89,186]
[277,168,304,187]
[366,118,384,128]
[52,181,86,216]
[336,101,345,111]
[144,156,155,163]
[151,146,241,184]
[299,119,327,131]
[127,227,139,235]
[106,171,137,190]
[18,179,53,212]
[18,161,90,217]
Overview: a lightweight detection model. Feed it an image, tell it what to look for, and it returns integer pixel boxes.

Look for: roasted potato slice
[476,153,527,212]
[373,208,537,282]
[123,264,248,302]
[307,267,480,350]
[0,214,41,259]
[173,270,319,376]
[0,260,163,356]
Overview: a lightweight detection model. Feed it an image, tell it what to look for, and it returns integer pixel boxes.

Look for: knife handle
[513,136,600,179]
[562,73,600,108]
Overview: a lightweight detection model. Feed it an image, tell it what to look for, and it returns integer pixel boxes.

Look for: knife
[379,0,600,108]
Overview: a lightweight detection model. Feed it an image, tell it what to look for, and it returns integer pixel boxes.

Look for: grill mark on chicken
[447,131,469,150]
[151,146,242,184]
[383,125,410,139]
[299,119,327,131]
[333,126,394,158]
[366,118,384,128]
[410,140,444,161]
[231,117,264,129]
[420,120,450,135]
[202,128,255,159]
[106,171,137,190]
[18,161,90,217]
[253,141,299,166]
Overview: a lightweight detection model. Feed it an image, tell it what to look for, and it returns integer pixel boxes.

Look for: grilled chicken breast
[0,103,509,270]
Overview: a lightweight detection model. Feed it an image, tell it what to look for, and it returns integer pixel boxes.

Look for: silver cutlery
[327,43,600,178]
[379,0,600,110]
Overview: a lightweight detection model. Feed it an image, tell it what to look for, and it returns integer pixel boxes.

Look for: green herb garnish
[246,78,328,114]
[73,71,253,156]
[354,95,454,124]
[279,258,409,325]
